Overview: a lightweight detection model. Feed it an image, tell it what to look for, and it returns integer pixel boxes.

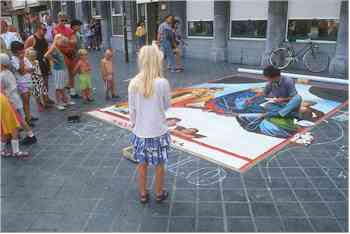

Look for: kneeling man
[246,65,302,118]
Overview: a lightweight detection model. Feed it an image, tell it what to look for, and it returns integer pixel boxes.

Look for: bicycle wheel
[303,49,329,73]
[269,48,293,70]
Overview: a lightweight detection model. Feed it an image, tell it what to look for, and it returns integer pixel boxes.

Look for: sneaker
[30,117,39,121]
[56,105,66,111]
[87,98,94,102]
[67,101,75,105]
[20,136,37,145]
[70,94,80,99]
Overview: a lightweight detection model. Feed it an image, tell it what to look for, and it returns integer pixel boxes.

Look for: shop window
[187,21,213,37]
[112,16,123,36]
[231,20,267,38]
[287,19,339,41]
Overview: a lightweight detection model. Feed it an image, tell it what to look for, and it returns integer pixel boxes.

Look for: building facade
[2,0,348,76]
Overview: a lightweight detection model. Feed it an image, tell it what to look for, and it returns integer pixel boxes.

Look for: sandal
[1,150,12,157]
[13,151,30,160]
[140,192,149,204]
[156,190,169,203]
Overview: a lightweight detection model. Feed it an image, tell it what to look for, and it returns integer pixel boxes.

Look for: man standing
[245,65,302,118]
[44,15,55,46]
[24,21,54,105]
[53,12,79,98]
[157,15,177,73]
[0,20,22,52]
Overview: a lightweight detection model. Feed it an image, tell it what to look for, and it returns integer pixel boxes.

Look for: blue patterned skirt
[131,132,171,166]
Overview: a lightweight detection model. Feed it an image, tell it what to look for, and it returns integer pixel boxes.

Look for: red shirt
[53,24,74,38]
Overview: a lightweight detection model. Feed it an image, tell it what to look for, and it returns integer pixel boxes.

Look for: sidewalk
[1,51,348,232]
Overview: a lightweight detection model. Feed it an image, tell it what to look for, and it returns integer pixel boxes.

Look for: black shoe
[105,95,110,100]
[112,95,120,99]
[70,94,80,99]
[30,117,39,121]
[28,121,35,127]
[87,98,94,102]
[20,136,37,145]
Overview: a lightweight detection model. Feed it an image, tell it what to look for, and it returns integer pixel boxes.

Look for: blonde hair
[79,48,88,56]
[129,45,164,98]
[25,48,37,61]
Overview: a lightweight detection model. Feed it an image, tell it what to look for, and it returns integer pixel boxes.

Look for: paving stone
[255,217,284,232]
[282,218,314,232]
[276,202,307,217]
[309,218,342,232]
[225,203,251,217]
[198,202,223,217]
[84,214,114,232]
[223,189,247,202]
[301,202,332,217]
[139,216,169,232]
[227,217,255,232]
[171,202,196,217]
[197,217,225,232]
[251,202,279,217]
[169,217,195,232]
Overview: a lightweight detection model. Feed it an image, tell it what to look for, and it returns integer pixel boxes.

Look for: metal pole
[122,0,129,63]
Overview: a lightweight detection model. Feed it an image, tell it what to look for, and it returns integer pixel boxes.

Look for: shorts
[79,73,92,90]
[104,76,114,90]
[53,69,67,89]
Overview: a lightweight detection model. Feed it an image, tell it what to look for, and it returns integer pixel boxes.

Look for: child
[0,92,29,158]
[44,34,74,110]
[0,53,37,145]
[100,48,118,100]
[25,48,48,112]
[10,41,36,127]
[73,48,93,102]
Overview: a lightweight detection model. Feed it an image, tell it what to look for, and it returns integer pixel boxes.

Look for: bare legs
[137,163,165,196]
[21,92,31,124]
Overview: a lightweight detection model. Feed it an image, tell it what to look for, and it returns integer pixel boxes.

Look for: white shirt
[0,69,23,109]
[128,77,171,138]
[11,56,33,85]
[0,32,22,49]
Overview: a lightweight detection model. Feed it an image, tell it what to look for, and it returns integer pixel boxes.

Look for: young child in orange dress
[0,92,29,158]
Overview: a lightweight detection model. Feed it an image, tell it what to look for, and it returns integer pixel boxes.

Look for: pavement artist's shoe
[20,136,37,145]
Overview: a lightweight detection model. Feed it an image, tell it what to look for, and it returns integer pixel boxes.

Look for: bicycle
[269,38,329,73]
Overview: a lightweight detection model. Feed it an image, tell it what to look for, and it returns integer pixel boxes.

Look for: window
[111,1,123,36]
[287,19,339,41]
[186,1,214,38]
[91,1,100,17]
[287,0,341,41]
[231,20,267,38]
[188,21,213,37]
[230,0,268,39]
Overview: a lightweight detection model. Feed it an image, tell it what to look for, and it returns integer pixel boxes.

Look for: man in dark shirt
[246,65,302,118]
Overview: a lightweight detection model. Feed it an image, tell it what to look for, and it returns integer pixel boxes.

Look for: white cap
[0,53,10,66]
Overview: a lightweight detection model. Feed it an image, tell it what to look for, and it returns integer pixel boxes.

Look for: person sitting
[245,65,302,118]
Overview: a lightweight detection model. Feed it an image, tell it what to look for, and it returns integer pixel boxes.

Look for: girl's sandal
[156,190,169,203]
[1,150,12,157]
[140,192,149,204]
[14,151,30,160]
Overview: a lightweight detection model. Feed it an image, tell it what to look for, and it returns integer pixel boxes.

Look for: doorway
[137,2,161,45]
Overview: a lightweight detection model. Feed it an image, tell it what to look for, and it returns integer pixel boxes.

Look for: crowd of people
[0,12,117,159]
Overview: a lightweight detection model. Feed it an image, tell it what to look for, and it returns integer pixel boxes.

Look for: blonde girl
[73,49,93,102]
[128,45,171,204]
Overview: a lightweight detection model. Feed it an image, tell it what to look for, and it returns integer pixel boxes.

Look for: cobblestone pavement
[1,51,348,232]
